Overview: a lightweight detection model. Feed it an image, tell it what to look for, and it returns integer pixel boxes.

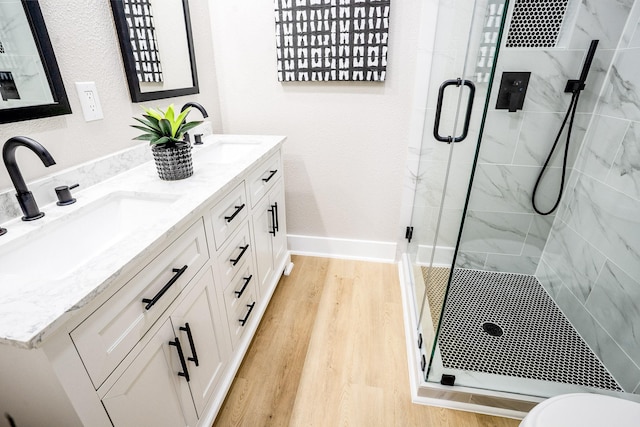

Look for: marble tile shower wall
[537,0,640,394]
[456,0,631,275]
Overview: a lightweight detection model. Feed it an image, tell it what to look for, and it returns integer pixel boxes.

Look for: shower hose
[531,88,581,216]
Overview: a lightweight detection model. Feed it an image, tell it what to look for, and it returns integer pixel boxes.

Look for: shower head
[564,39,599,93]
[579,39,599,84]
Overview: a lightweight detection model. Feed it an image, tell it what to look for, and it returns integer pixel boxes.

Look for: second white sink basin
[0,191,179,285]
[196,139,263,164]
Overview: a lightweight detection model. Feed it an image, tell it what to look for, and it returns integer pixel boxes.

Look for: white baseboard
[416,244,455,267]
[287,234,397,263]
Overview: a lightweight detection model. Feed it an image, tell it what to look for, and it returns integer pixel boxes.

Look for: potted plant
[131,104,202,180]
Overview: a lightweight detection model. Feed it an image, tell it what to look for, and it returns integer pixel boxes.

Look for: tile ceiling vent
[505,0,568,48]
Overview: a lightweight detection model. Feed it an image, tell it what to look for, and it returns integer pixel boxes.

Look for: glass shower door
[405,0,508,382]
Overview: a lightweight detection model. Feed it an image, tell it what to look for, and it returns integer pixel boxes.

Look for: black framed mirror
[111,0,199,103]
[0,0,71,124]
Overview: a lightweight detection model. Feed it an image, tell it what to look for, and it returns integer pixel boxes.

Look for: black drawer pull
[224,204,245,223]
[169,337,190,382]
[234,275,253,298]
[239,302,256,326]
[179,323,199,367]
[230,245,249,266]
[142,265,188,310]
[262,169,278,183]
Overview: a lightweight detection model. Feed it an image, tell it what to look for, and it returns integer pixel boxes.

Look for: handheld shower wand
[531,40,599,215]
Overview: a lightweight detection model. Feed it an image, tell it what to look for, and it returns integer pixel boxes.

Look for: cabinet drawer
[217,222,253,287]
[209,181,248,250]
[226,283,257,350]
[222,261,255,320]
[71,219,209,388]
[247,151,281,207]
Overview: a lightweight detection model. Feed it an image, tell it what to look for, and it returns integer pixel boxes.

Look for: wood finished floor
[213,256,520,427]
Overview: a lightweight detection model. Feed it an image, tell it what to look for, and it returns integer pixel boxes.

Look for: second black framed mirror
[111,0,199,102]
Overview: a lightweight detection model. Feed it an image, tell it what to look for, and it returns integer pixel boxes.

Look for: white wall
[0,0,222,192]
[209,0,421,245]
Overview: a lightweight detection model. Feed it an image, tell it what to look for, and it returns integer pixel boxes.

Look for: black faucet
[2,136,56,221]
[181,102,208,144]
[180,102,209,118]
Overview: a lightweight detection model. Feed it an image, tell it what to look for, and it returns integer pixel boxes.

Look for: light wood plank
[214,256,520,427]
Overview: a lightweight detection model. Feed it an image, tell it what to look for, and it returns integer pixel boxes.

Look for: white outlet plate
[75,82,104,121]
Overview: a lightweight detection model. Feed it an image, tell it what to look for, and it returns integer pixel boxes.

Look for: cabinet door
[102,319,198,427]
[171,268,229,416]
[252,196,275,296]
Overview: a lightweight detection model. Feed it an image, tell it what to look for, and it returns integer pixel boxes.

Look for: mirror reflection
[0,0,71,123]
[111,0,199,102]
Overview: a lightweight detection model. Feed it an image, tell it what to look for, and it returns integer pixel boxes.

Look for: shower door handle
[433,78,476,143]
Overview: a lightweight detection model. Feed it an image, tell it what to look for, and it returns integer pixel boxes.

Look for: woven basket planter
[151,143,193,181]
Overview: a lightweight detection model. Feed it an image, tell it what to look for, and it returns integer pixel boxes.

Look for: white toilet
[519,393,640,427]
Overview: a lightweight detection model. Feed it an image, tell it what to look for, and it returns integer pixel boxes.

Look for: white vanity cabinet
[249,152,288,299]
[0,140,290,427]
[101,267,228,427]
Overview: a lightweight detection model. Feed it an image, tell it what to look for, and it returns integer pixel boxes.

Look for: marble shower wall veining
[538,0,640,393]
[457,0,632,275]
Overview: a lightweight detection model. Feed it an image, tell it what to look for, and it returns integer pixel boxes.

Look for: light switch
[75,82,104,121]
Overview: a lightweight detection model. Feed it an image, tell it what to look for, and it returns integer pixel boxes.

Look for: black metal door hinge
[405,226,414,242]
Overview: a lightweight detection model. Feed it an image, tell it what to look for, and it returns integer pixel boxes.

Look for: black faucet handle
[55,183,79,206]
[0,226,6,236]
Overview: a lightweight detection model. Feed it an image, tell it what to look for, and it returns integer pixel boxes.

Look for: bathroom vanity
[0,135,290,426]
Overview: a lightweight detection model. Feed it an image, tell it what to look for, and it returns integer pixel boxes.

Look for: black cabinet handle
[224,204,245,223]
[262,170,278,182]
[169,337,190,382]
[179,323,199,367]
[273,202,279,232]
[433,78,476,143]
[230,245,249,266]
[142,265,188,310]
[239,302,256,326]
[268,205,276,236]
[234,275,253,298]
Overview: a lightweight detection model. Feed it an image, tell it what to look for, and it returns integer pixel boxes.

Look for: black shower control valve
[496,71,531,112]
[564,79,586,94]
[55,183,79,206]
[194,133,203,145]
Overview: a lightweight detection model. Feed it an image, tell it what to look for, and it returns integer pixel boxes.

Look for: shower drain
[482,322,503,337]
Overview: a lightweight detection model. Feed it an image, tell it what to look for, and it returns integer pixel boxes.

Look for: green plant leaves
[132,104,204,147]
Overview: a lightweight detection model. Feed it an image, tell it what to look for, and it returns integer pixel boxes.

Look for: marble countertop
[0,134,285,349]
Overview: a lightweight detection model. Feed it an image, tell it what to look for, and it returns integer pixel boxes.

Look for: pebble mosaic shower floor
[422,267,622,391]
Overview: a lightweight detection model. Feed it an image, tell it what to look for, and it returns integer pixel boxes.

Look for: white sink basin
[196,140,263,164]
[0,191,178,285]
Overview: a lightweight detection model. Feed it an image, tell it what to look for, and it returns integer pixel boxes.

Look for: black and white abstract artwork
[124,0,163,83]
[274,0,391,82]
